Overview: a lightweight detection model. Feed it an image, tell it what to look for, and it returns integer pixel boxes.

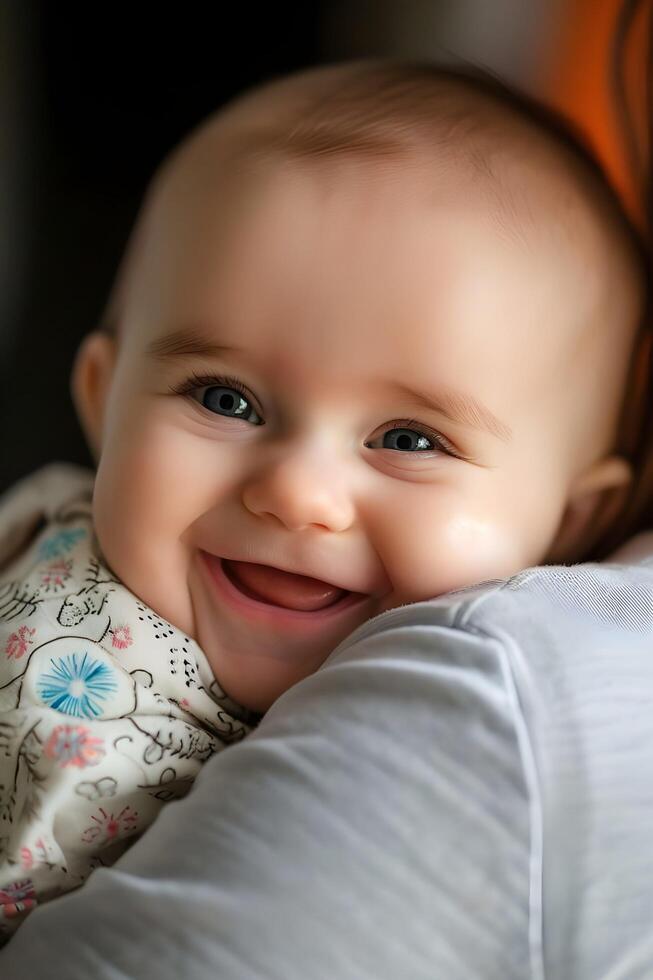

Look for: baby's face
[84,146,635,712]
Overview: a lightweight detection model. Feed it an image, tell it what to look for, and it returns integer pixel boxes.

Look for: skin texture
[71,67,645,713]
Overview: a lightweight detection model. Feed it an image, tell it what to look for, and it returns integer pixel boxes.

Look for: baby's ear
[544,455,633,564]
[70,331,117,463]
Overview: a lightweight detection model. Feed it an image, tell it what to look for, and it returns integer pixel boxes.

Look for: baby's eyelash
[168,372,252,401]
[168,373,464,459]
[393,419,460,458]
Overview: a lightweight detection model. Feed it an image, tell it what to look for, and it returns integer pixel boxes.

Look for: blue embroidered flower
[37,651,117,718]
[38,527,87,560]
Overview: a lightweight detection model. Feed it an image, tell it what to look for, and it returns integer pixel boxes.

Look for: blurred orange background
[546,0,649,232]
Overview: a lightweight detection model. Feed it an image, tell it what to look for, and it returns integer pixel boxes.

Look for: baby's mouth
[222,559,348,612]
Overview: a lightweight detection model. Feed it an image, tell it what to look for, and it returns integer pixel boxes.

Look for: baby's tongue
[224,560,346,611]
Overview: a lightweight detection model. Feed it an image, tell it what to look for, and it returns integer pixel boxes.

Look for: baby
[0,60,648,938]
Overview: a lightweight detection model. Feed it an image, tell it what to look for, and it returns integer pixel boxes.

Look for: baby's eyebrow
[145,327,512,443]
[387,380,512,443]
[145,327,242,361]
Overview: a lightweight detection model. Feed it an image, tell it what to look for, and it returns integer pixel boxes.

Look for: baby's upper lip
[204,550,369,597]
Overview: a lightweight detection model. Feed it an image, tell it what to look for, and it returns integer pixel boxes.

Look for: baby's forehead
[115,64,644,349]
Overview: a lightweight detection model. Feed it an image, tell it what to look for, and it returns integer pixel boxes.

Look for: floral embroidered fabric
[0,464,257,942]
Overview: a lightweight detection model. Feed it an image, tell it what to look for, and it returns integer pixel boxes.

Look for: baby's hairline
[108,59,648,317]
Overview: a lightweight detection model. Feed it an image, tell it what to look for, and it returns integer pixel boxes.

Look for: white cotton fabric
[0,465,256,941]
[0,465,651,978]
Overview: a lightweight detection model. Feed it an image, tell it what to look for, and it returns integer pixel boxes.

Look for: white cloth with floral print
[0,463,257,942]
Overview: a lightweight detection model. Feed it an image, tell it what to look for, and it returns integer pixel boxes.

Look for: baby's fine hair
[249,62,644,255]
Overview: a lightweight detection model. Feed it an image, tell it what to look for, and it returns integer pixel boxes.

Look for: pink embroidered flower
[5,625,36,660]
[82,806,139,845]
[19,848,33,871]
[0,879,37,919]
[41,557,72,591]
[110,624,133,650]
[44,725,105,768]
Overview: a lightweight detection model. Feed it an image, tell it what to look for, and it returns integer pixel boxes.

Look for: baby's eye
[199,385,262,425]
[170,373,263,425]
[170,375,457,457]
[365,422,456,456]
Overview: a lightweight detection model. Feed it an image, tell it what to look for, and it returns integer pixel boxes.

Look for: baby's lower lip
[199,551,368,631]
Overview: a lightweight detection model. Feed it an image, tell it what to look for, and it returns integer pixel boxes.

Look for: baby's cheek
[90,419,202,621]
[384,509,528,607]
[96,411,212,536]
[437,514,527,584]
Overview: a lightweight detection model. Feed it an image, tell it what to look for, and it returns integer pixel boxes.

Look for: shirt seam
[460,616,546,980]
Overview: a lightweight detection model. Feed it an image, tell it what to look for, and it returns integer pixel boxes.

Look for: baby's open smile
[202,551,369,622]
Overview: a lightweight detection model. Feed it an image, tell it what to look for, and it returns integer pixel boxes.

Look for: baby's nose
[241,448,355,533]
